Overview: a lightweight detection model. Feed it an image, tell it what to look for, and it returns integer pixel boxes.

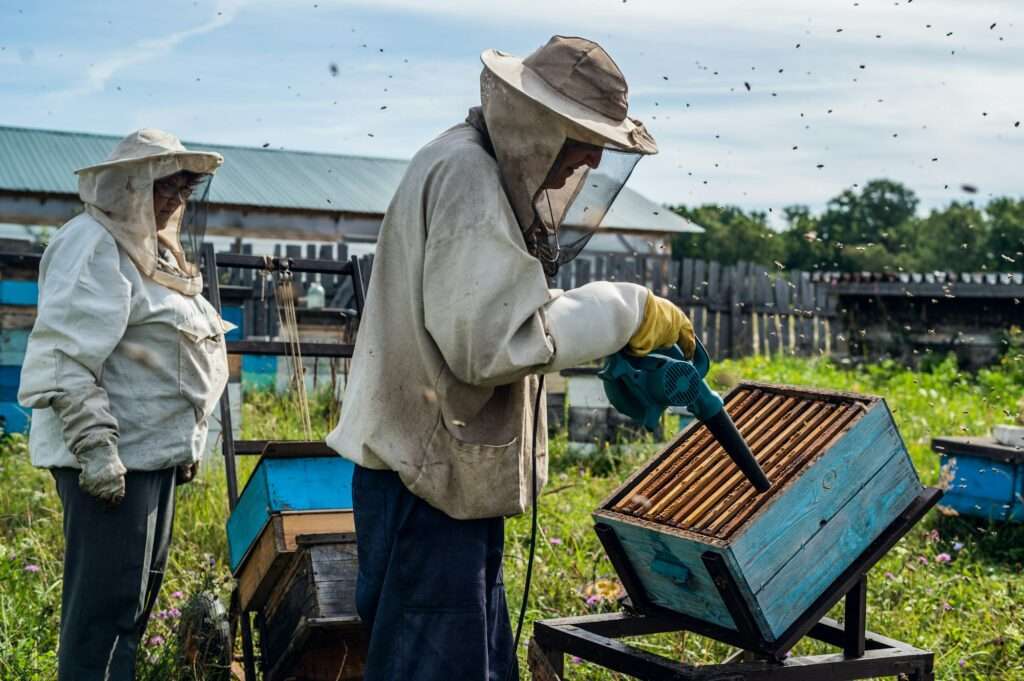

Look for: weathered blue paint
[0,402,29,433]
[754,446,920,635]
[0,281,39,306]
[597,515,741,631]
[938,454,1022,522]
[0,366,20,402]
[0,329,28,366]
[226,456,354,571]
[241,355,277,391]
[732,404,912,593]
[221,305,244,340]
[596,394,924,642]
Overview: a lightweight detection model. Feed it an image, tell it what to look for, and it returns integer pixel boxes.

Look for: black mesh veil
[155,172,213,278]
[526,141,642,276]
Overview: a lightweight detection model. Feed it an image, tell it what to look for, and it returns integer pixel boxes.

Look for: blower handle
[662,337,711,378]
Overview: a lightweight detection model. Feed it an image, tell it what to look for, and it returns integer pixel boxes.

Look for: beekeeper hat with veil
[75,128,224,295]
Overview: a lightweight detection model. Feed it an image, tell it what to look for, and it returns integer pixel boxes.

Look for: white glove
[77,444,127,504]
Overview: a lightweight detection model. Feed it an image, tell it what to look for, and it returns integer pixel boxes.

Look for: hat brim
[75,150,223,175]
[481,49,657,155]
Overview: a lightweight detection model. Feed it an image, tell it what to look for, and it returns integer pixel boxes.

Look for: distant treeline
[671,179,1024,273]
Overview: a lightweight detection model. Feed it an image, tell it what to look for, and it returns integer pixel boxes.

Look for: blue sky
[1,0,1021,221]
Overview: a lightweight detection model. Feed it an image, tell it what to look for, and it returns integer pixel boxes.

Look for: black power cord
[505,373,545,681]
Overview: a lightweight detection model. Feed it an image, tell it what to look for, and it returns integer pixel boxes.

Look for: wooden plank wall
[561,255,841,359]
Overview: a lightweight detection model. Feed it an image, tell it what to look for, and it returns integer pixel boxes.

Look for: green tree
[670,204,784,265]
[984,197,1024,272]
[910,202,989,271]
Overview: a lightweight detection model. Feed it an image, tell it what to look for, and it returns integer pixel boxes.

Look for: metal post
[843,575,867,658]
[202,244,240,509]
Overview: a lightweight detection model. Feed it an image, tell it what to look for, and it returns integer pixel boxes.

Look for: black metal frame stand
[530,488,942,681]
[202,245,366,681]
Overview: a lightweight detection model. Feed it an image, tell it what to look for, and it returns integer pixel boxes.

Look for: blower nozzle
[704,409,772,493]
[599,339,771,493]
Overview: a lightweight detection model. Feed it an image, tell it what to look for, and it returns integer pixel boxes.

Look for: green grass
[1,353,1022,679]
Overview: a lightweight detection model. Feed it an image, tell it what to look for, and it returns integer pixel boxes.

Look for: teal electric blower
[599,338,772,493]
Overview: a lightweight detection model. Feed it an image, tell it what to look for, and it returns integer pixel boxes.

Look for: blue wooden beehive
[595,382,923,642]
[227,456,354,572]
[932,436,1024,523]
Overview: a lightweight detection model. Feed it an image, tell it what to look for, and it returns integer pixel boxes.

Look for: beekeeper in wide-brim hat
[76,128,223,296]
[328,36,695,681]
[19,128,232,680]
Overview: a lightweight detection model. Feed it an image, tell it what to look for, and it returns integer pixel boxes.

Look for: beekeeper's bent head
[480,36,658,276]
[76,129,223,296]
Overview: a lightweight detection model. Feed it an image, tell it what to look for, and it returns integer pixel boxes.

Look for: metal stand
[530,488,941,681]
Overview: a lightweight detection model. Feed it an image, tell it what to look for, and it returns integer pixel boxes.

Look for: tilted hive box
[595,382,923,641]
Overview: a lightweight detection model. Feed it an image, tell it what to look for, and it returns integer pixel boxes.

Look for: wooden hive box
[235,510,355,612]
[594,382,923,642]
[260,533,365,681]
[226,456,354,572]
[932,436,1024,523]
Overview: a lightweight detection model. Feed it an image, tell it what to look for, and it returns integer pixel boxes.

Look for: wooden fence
[556,254,841,359]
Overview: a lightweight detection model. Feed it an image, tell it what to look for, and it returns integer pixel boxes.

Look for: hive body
[594,382,922,640]
[226,456,354,571]
[932,436,1024,523]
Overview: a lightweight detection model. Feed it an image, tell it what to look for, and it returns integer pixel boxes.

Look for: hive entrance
[610,383,872,540]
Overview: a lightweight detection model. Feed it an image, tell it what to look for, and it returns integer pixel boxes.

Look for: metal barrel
[705,409,772,493]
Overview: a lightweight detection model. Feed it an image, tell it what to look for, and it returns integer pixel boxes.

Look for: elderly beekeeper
[18,129,232,681]
[327,36,695,680]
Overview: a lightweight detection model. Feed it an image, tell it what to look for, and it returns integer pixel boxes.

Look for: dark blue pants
[353,465,516,681]
[52,467,176,681]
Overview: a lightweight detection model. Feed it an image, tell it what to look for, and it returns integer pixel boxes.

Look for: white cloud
[55,0,247,98]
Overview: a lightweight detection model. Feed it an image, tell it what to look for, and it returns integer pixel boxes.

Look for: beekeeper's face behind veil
[76,129,223,296]
[479,36,658,277]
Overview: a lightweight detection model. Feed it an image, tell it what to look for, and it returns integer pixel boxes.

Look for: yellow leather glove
[627,292,696,358]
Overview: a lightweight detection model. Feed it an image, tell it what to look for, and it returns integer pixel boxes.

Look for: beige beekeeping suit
[19,129,234,472]
[328,37,658,519]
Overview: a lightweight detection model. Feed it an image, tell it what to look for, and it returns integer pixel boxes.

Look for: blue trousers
[52,467,176,681]
[353,465,517,681]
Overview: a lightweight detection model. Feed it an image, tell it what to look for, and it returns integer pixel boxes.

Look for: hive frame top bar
[597,381,884,542]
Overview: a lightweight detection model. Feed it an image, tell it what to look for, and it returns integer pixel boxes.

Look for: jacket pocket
[175,309,231,421]
[410,413,524,520]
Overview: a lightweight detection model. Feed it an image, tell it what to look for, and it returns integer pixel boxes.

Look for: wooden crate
[595,382,922,641]
[236,510,355,612]
[261,534,365,681]
[932,436,1024,522]
[226,456,354,571]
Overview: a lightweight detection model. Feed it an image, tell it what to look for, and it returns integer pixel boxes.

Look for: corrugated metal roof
[0,125,699,234]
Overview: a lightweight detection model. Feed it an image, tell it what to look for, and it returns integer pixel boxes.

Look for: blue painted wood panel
[596,514,748,632]
[0,402,30,433]
[732,404,913,593]
[0,281,39,306]
[755,447,920,637]
[939,454,1020,522]
[241,355,277,391]
[221,305,244,340]
[0,330,29,366]
[0,366,20,402]
[226,456,354,571]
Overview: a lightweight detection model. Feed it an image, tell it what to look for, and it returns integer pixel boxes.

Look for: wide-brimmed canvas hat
[481,36,657,155]
[75,128,223,175]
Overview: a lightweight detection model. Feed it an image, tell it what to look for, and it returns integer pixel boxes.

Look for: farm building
[0,124,700,257]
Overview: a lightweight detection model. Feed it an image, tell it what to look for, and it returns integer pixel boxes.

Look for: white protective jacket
[326,122,649,519]
[19,131,231,471]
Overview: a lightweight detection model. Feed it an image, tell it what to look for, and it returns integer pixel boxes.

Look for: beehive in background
[595,382,923,641]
